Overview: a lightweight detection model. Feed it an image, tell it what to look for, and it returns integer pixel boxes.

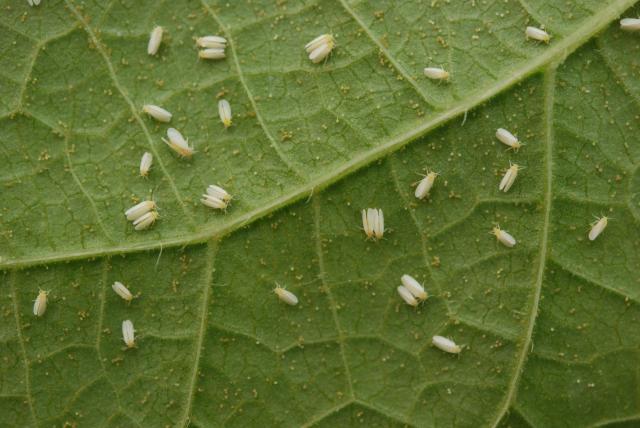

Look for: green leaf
[1,0,639,426]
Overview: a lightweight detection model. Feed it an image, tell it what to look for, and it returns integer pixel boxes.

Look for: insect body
[218,99,232,128]
[397,286,418,307]
[525,26,550,43]
[415,171,438,199]
[274,285,298,306]
[588,216,608,241]
[423,67,449,81]
[495,128,523,151]
[432,335,462,354]
[33,290,48,317]
[148,26,163,55]
[499,162,520,192]
[163,128,194,157]
[112,282,133,302]
[491,226,516,247]
[401,274,427,300]
[361,208,384,240]
[122,320,136,348]
[139,152,153,177]
[305,34,335,63]
[142,104,172,122]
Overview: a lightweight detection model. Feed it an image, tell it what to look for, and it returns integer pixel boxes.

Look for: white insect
[423,67,450,81]
[148,26,163,55]
[525,26,550,43]
[112,281,133,302]
[196,35,227,48]
[201,185,232,210]
[218,99,232,128]
[361,208,384,240]
[495,128,523,151]
[162,128,194,157]
[122,320,136,348]
[415,171,438,199]
[142,104,172,122]
[305,34,335,63]
[139,152,153,177]
[133,210,159,231]
[274,284,299,306]
[401,274,427,301]
[499,162,520,192]
[588,216,609,241]
[397,285,418,307]
[206,185,232,202]
[432,335,462,354]
[124,200,156,221]
[33,290,48,317]
[27,0,41,6]
[198,48,226,60]
[620,18,640,31]
[491,226,517,248]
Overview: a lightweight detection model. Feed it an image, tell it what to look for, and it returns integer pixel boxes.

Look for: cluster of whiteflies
[201,185,232,210]
[124,200,159,231]
[197,35,228,60]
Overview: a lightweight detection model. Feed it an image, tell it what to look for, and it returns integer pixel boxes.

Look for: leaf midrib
[2,0,635,271]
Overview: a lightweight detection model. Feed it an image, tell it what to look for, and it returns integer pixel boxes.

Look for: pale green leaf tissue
[1,0,639,426]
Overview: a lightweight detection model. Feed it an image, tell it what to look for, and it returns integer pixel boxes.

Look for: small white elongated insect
[201,194,228,210]
[432,335,462,354]
[112,281,133,302]
[196,35,227,48]
[525,26,550,43]
[125,200,156,221]
[27,0,41,6]
[305,34,335,63]
[401,274,427,301]
[309,43,334,63]
[620,18,640,31]
[274,284,298,306]
[148,26,163,55]
[199,48,226,59]
[588,216,608,241]
[491,226,517,248]
[163,128,194,157]
[133,210,159,231]
[423,67,450,81]
[305,34,334,53]
[415,171,438,199]
[142,104,172,122]
[207,185,232,202]
[499,162,520,192]
[122,320,136,348]
[495,128,523,151]
[361,208,384,240]
[397,285,418,307]
[218,99,232,128]
[139,152,153,177]
[33,290,48,317]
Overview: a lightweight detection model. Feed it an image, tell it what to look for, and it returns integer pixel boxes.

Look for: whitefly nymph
[274,284,299,306]
[163,128,194,157]
[148,26,163,55]
[361,208,384,240]
[432,335,462,354]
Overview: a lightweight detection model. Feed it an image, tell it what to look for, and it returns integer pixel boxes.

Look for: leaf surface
[1,0,639,427]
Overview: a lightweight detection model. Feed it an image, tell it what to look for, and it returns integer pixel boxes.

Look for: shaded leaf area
[1,1,640,428]
[0,0,632,264]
